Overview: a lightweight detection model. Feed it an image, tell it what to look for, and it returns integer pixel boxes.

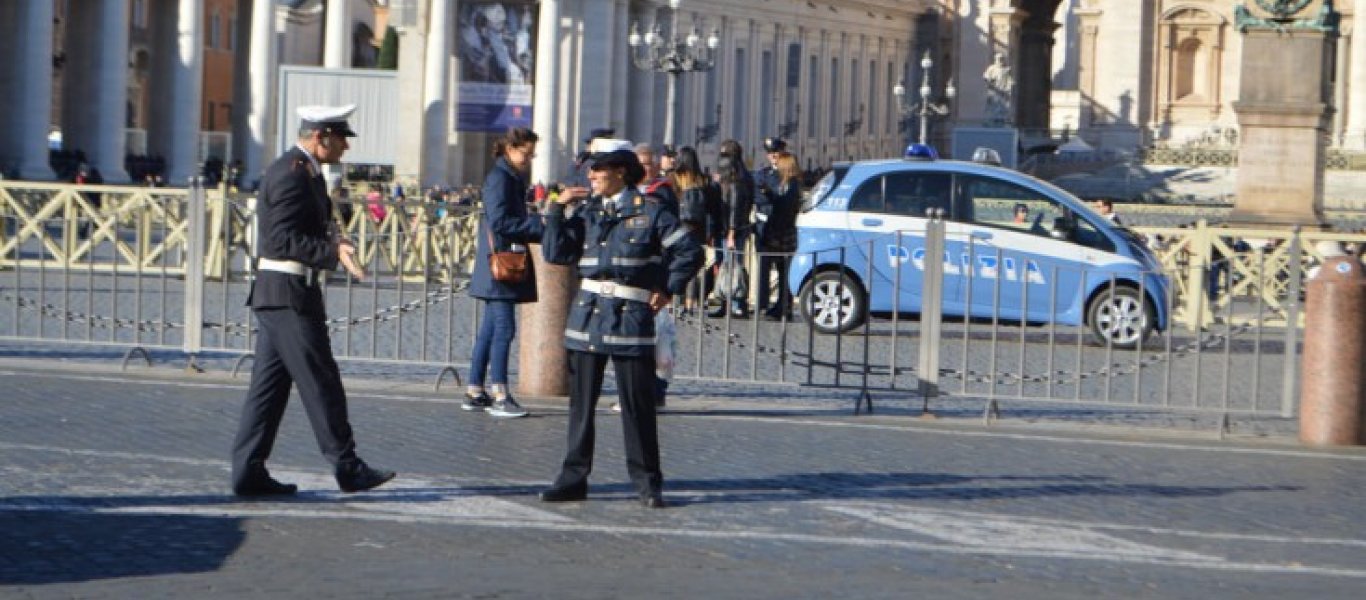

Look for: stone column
[422,0,452,188]
[1346,0,1366,149]
[1229,26,1336,227]
[166,0,205,185]
[579,0,614,136]
[325,0,351,69]
[610,0,629,134]
[394,1,429,182]
[14,0,55,180]
[92,0,131,182]
[519,0,573,398]
[531,0,562,186]
[1015,16,1058,132]
[517,248,576,398]
[245,0,278,181]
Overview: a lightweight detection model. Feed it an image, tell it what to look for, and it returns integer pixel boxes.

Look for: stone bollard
[517,244,576,398]
[1299,255,1366,446]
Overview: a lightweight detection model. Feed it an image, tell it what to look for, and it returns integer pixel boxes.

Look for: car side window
[958,176,1064,235]
[883,171,952,218]
[848,176,885,212]
[957,175,1116,253]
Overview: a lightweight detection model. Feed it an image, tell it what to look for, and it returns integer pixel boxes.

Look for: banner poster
[456,2,536,132]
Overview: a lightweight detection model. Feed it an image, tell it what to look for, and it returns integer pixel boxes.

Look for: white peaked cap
[588,138,634,154]
[297,104,358,136]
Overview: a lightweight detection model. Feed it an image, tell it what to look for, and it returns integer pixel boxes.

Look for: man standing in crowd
[538,139,703,509]
[231,104,395,497]
[635,142,678,211]
[564,127,616,188]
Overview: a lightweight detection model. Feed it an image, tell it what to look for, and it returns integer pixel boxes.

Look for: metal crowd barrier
[0,179,1355,425]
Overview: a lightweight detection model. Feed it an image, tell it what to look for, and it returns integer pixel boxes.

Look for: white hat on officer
[297,104,358,137]
[588,138,633,154]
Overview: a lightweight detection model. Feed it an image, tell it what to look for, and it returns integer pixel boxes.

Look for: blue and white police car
[790,145,1169,349]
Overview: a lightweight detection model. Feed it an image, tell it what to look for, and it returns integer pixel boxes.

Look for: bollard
[1299,256,1366,446]
[517,244,576,399]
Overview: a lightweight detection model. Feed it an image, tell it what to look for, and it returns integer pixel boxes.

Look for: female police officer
[537,140,703,509]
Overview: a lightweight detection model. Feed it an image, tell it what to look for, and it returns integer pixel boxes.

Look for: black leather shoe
[538,484,588,502]
[336,463,396,493]
[639,491,666,509]
[233,477,298,498]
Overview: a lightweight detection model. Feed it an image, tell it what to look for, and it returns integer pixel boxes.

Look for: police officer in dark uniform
[754,137,794,318]
[537,139,704,509]
[231,104,395,497]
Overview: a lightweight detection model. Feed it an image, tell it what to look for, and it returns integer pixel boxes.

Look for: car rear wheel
[799,270,867,334]
[1086,286,1153,349]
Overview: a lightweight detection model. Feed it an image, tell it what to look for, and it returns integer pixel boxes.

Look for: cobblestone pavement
[2,359,1364,599]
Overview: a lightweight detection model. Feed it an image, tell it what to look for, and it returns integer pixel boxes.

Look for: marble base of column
[517,244,576,399]
[1228,103,1330,229]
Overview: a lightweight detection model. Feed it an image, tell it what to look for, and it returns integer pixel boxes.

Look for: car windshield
[802,166,847,212]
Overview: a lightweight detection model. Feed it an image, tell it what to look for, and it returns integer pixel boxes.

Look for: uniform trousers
[231,307,359,487]
[552,350,662,495]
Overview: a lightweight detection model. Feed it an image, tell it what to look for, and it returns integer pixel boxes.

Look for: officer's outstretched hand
[337,238,366,282]
[648,292,671,314]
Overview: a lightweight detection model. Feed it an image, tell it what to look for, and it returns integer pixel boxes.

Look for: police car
[790,145,1169,349]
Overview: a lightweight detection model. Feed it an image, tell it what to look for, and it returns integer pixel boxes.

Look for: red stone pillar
[517,244,575,398]
[1300,256,1366,446]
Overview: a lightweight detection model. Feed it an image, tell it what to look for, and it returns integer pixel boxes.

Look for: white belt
[258,257,320,282]
[579,279,653,303]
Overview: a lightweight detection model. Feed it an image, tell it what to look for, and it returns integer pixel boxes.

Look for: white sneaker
[488,396,529,418]
[610,403,621,413]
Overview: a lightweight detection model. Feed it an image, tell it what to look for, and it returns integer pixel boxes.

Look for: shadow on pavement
[656,471,1301,507]
[0,510,245,585]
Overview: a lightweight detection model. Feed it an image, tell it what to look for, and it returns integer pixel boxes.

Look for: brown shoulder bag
[487,225,528,283]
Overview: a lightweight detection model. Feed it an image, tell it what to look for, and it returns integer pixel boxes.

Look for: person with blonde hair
[756,150,802,319]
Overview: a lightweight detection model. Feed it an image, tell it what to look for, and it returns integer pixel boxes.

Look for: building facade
[955,0,1366,154]
[6,0,1366,186]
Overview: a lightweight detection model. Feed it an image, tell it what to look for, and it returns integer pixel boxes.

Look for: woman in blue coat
[466,128,544,418]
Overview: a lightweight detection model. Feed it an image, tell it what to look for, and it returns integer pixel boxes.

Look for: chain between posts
[3,279,1261,385]
[1,279,472,337]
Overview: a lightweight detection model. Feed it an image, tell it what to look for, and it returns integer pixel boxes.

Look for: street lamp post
[628,0,719,147]
[894,50,956,146]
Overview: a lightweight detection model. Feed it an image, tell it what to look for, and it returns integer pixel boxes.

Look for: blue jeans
[469,299,517,386]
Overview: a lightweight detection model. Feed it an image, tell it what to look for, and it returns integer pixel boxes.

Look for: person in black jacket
[231,104,394,497]
[708,140,754,318]
[674,146,722,315]
[465,127,544,418]
[537,139,703,509]
[755,150,801,320]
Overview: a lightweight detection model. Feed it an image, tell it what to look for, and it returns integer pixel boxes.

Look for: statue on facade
[983,52,1014,127]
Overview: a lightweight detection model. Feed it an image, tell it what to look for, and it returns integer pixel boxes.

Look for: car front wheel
[1087,286,1153,349]
[799,270,867,334]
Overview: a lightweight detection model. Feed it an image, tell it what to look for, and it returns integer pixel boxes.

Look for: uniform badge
[625,215,649,229]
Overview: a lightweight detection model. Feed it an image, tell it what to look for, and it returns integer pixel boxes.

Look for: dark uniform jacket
[542,188,703,357]
[756,177,800,252]
[247,146,339,317]
[470,157,544,303]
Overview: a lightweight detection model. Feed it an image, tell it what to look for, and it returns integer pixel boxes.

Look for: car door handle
[861,218,883,227]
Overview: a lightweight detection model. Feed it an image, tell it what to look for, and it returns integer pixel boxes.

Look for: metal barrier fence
[1,179,1355,426]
